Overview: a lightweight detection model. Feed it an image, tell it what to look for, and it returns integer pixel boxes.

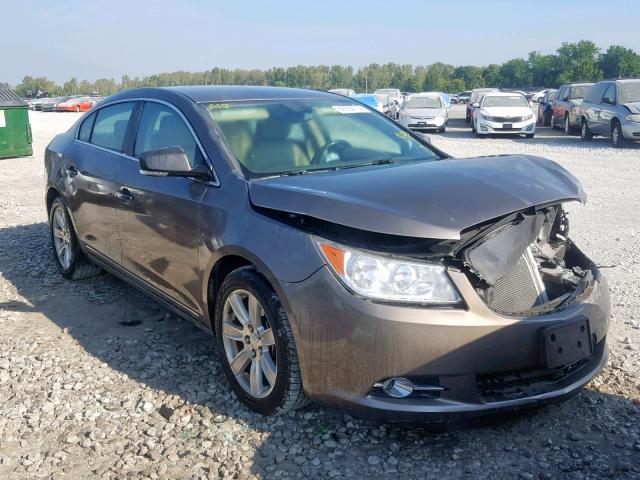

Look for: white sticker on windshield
[331,105,369,114]
[0,111,5,128]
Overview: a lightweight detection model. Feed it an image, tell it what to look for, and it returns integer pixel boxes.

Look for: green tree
[424,62,454,91]
[500,58,531,88]
[452,66,484,89]
[556,40,602,83]
[599,45,640,78]
[482,64,501,87]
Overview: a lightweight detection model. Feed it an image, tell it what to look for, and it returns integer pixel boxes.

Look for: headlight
[523,113,534,121]
[625,114,640,123]
[481,113,492,121]
[315,239,461,304]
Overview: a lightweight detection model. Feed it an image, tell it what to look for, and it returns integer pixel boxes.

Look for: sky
[3,0,640,85]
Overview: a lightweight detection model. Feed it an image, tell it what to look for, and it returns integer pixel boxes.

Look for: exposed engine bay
[460,204,594,315]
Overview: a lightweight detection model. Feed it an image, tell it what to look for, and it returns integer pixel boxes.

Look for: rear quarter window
[78,112,96,142]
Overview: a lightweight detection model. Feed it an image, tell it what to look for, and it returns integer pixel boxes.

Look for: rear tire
[543,111,551,127]
[580,119,593,142]
[550,113,557,130]
[49,197,102,280]
[214,267,308,415]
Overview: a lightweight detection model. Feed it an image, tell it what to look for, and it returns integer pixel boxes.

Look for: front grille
[491,115,525,123]
[477,355,592,403]
[485,249,543,312]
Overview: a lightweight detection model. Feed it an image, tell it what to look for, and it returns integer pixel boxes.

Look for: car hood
[481,107,533,117]
[402,107,445,117]
[248,155,586,240]
[623,102,640,114]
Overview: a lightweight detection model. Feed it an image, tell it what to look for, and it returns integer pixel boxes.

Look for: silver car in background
[399,92,449,132]
[580,78,640,148]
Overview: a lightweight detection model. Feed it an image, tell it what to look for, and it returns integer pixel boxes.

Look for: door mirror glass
[139,146,210,179]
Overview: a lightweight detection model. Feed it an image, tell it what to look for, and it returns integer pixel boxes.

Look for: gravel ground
[0,107,638,480]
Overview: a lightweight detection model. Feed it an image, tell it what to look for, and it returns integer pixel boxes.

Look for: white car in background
[398,92,449,133]
[328,88,356,97]
[374,88,403,118]
[472,92,536,138]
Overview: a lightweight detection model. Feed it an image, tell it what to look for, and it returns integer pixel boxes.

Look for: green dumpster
[0,87,33,158]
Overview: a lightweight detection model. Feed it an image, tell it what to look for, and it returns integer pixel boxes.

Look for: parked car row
[542,78,640,147]
[28,95,102,112]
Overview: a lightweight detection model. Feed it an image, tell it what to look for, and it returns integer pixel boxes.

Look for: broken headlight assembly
[315,238,461,304]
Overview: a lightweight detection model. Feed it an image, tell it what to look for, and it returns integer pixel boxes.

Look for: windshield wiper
[333,158,395,170]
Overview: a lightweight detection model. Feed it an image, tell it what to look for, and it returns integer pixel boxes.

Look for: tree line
[10,41,640,98]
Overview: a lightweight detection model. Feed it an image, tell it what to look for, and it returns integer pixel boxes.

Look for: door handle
[66,165,78,177]
[116,187,133,202]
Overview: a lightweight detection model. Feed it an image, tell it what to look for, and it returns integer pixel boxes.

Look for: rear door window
[90,102,136,152]
[134,102,201,167]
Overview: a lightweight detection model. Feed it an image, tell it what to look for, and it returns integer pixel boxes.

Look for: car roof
[482,91,526,97]
[162,85,339,103]
[410,92,442,97]
[562,82,594,87]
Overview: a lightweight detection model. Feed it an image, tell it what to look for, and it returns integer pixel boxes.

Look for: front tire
[214,267,307,415]
[564,115,572,135]
[525,133,534,139]
[49,197,102,280]
[611,121,627,148]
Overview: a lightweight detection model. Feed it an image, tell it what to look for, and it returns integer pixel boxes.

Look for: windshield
[570,85,591,99]
[483,95,529,108]
[547,91,557,101]
[619,82,640,103]
[374,94,389,105]
[205,99,440,177]
[404,96,443,109]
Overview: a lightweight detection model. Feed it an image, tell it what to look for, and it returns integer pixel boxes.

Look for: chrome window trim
[73,97,220,187]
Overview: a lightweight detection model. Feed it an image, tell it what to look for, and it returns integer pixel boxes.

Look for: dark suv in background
[579,78,640,147]
[537,89,557,126]
[551,82,594,134]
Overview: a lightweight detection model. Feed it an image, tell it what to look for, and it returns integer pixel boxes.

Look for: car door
[585,84,609,134]
[115,100,210,317]
[62,101,136,263]
[598,84,617,134]
[552,86,565,124]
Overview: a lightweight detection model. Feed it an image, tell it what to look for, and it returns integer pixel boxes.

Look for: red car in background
[56,97,99,112]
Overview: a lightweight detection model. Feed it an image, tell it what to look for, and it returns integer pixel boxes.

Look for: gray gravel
[0,108,638,479]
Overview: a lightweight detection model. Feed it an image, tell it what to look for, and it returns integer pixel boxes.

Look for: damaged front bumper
[280,248,609,422]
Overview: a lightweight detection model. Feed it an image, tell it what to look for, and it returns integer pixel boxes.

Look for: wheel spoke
[260,354,277,387]
[229,348,251,375]
[260,328,275,347]
[54,210,66,230]
[53,227,65,239]
[250,359,263,397]
[248,294,261,329]
[228,293,249,325]
[222,322,244,342]
[56,240,66,257]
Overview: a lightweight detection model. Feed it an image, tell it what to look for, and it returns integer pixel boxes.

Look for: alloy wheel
[612,123,621,147]
[52,207,73,270]
[221,289,277,399]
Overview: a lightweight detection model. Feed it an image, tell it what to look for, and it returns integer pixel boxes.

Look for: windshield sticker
[208,103,231,110]
[395,131,410,139]
[331,105,369,114]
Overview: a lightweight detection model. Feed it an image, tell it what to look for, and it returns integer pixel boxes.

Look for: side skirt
[84,245,213,335]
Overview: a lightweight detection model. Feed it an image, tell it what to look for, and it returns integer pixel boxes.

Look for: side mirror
[139,147,210,180]
[538,97,544,103]
[602,96,614,105]
[472,102,480,108]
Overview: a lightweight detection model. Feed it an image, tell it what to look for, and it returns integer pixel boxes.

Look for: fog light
[381,377,414,398]
[480,125,488,132]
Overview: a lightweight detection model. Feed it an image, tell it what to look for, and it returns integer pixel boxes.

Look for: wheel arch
[204,247,293,333]
[46,186,61,214]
